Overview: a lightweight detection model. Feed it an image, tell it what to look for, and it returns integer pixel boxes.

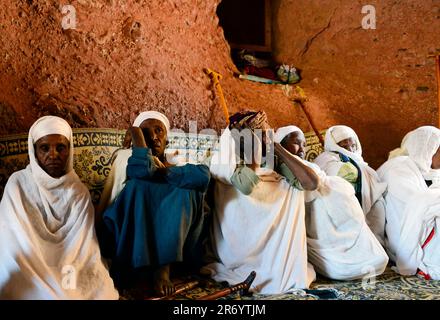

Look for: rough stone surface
[272,0,440,167]
[1,0,439,167]
[0,1,309,133]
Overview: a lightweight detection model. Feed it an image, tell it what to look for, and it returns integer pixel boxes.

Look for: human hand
[152,156,166,169]
[123,128,132,149]
[127,126,147,148]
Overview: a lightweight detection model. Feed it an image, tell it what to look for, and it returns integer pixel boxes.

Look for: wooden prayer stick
[297,101,325,147]
[146,280,200,300]
[293,86,325,146]
[197,271,256,300]
[204,68,230,126]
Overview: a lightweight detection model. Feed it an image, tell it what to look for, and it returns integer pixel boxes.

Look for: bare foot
[153,264,175,296]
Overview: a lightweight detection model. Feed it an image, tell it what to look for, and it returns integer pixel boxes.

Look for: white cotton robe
[0,116,118,300]
[203,128,315,294]
[314,125,387,245]
[274,125,388,280]
[304,162,388,280]
[377,126,440,278]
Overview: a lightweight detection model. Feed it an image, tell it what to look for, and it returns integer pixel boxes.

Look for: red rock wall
[1,0,439,167]
[0,0,310,134]
[272,0,440,167]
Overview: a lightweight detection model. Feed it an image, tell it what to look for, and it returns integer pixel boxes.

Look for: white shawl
[0,116,118,299]
[304,161,388,279]
[377,126,440,278]
[314,126,387,238]
[275,126,388,280]
[203,128,315,294]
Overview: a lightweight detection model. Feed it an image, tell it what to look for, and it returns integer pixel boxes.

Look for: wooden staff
[292,86,325,147]
[204,68,230,126]
[197,271,256,300]
[146,280,200,300]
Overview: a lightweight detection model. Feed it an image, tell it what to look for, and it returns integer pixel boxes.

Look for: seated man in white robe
[203,111,319,294]
[275,126,388,280]
[0,116,118,300]
[377,126,440,279]
[314,125,387,245]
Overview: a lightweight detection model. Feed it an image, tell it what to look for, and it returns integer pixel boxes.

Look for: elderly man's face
[281,131,306,159]
[35,134,70,178]
[338,137,357,153]
[139,119,167,157]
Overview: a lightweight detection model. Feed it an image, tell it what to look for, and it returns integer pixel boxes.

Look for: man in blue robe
[99,112,210,296]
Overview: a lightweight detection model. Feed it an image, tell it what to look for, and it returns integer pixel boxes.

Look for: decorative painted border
[305,130,326,162]
[0,129,223,157]
[0,128,326,202]
[0,128,325,157]
[0,128,127,157]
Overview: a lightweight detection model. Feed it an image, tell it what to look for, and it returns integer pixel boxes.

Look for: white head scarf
[28,116,75,184]
[324,125,365,164]
[0,116,119,298]
[390,126,440,181]
[274,125,304,144]
[133,111,170,132]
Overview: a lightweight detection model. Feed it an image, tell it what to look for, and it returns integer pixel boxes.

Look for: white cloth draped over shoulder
[377,126,440,278]
[202,128,315,294]
[275,126,388,280]
[0,116,118,300]
[314,125,387,244]
[304,161,388,279]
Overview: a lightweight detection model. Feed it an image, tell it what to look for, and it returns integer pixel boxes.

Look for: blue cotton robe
[101,147,210,283]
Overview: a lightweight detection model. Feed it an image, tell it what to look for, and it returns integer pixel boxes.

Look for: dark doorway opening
[216,0,272,53]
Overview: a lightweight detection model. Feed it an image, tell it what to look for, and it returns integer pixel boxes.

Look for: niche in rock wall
[217,0,272,53]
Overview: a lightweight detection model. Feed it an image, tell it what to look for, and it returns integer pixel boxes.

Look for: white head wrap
[133,111,170,132]
[27,115,82,229]
[274,125,304,144]
[0,116,119,298]
[30,116,71,144]
[390,126,440,181]
[28,115,74,176]
[324,125,364,164]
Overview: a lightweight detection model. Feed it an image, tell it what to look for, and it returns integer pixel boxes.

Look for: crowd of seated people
[1,111,440,299]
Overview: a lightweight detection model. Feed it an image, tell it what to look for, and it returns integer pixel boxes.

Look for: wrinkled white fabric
[0,116,118,299]
[304,161,388,280]
[275,126,388,280]
[377,126,440,278]
[132,111,170,132]
[274,125,303,144]
[30,116,72,147]
[203,128,315,294]
[322,125,364,164]
[389,126,440,184]
[314,125,387,244]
